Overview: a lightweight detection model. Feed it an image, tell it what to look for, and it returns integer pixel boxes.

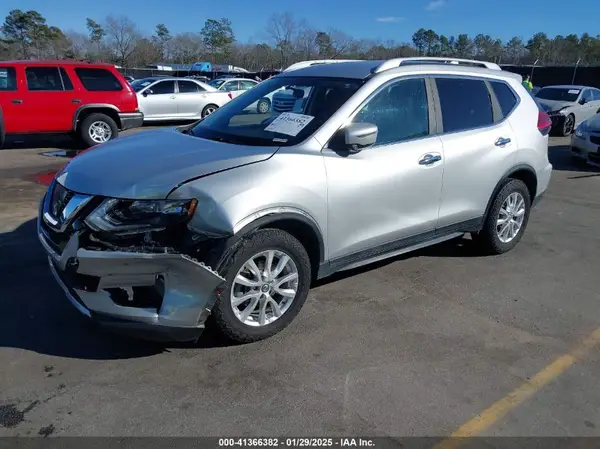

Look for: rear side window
[74,68,123,91]
[490,81,518,118]
[26,67,64,91]
[0,67,17,91]
[436,78,494,133]
[178,80,203,93]
[59,67,74,91]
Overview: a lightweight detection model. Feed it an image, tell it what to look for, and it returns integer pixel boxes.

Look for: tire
[473,179,531,255]
[257,98,271,114]
[79,113,118,147]
[201,104,218,118]
[210,228,312,343]
[561,114,575,137]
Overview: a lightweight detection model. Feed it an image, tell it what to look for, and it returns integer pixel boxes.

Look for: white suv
[38,57,553,343]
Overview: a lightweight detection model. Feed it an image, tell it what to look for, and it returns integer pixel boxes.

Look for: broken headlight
[85,198,198,233]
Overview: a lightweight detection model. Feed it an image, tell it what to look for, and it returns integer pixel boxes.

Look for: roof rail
[283,59,361,72]
[373,57,502,73]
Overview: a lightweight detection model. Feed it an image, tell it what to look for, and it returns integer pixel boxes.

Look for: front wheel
[561,114,575,136]
[257,98,271,114]
[211,229,312,343]
[473,179,531,255]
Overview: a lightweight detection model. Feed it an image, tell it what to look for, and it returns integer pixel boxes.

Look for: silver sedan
[131,77,232,122]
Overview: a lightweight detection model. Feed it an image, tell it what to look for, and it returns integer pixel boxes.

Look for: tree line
[2,9,600,71]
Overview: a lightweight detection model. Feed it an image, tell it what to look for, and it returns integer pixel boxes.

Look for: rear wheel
[211,229,312,343]
[79,113,118,147]
[473,179,531,255]
[202,104,218,118]
[257,98,271,114]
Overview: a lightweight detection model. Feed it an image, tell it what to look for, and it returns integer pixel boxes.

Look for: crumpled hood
[55,128,278,199]
[536,99,574,113]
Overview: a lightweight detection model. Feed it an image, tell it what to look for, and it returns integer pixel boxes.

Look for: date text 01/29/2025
[218,438,375,447]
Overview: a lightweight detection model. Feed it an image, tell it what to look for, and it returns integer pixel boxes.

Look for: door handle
[170,95,176,99]
[72,99,81,104]
[419,153,442,165]
[495,137,511,146]
[12,99,23,104]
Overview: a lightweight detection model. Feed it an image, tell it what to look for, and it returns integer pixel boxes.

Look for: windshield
[536,87,580,102]
[189,76,363,147]
[130,78,155,92]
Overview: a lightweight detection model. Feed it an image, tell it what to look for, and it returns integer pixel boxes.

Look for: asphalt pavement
[1,131,600,439]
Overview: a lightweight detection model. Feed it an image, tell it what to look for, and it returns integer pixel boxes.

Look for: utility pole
[530,59,539,82]
[572,58,581,84]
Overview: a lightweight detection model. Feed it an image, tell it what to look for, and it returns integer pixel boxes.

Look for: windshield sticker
[568,89,580,94]
[272,138,288,143]
[264,112,314,137]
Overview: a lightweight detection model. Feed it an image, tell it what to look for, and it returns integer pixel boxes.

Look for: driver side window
[151,81,175,95]
[351,78,430,146]
[582,89,593,102]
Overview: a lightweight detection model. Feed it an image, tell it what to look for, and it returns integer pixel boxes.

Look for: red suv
[0,60,143,148]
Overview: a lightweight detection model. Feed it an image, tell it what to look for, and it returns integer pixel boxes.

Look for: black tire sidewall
[202,104,218,118]
[257,98,270,113]
[79,113,118,147]
[562,114,574,136]
[480,179,531,254]
[211,229,312,343]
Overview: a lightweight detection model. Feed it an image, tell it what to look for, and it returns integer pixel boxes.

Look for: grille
[590,135,600,145]
[272,93,297,113]
[50,182,74,219]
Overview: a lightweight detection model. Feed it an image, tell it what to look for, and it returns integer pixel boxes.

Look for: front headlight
[85,198,197,233]
[575,123,587,138]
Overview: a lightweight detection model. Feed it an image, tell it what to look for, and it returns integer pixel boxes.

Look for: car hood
[584,114,600,131]
[536,99,575,112]
[55,128,278,199]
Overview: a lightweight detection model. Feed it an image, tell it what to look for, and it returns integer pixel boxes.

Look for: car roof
[0,60,116,68]
[280,60,522,83]
[540,85,590,90]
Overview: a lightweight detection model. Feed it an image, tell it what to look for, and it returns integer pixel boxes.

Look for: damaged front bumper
[38,219,225,342]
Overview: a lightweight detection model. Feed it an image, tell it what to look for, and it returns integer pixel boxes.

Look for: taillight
[537,110,552,136]
[228,93,233,99]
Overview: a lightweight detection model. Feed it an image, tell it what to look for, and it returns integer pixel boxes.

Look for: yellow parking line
[433,327,600,449]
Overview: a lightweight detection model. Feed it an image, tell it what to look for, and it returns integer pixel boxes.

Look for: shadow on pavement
[548,143,600,173]
[2,134,85,151]
[0,219,233,360]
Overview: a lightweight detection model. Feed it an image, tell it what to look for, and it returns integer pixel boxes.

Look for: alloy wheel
[496,192,526,243]
[88,121,112,143]
[230,249,299,327]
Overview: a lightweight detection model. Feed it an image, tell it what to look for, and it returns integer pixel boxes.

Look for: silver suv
[38,57,553,343]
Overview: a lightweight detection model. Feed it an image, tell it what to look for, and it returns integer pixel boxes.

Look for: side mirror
[342,122,378,153]
[143,89,153,97]
[579,97,587,105]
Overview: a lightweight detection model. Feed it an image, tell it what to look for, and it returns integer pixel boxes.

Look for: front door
[21,66,80,132]
[139,80,178,120]
[0,66,26,134]
[323,77,444,261]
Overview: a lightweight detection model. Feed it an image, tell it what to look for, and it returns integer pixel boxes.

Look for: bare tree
[104,15,139,65]
[167,32,204,64]
[294,19,317,61]
[266,12,297,68]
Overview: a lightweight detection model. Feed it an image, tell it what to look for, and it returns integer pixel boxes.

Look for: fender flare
[208,209,326,273]
[482,163,538,222]
[72,104,120,131]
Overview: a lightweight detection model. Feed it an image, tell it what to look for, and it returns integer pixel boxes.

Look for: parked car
[38,57,552,344]
[534,85,600,136]
[123,75,135,83]
[208,77,259,99]
[571,112,600,167]
[131,76,231,121]
[0,60,143,148]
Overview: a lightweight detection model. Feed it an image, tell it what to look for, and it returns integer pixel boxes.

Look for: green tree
[504,37,525,64]
[153,24,171,59]
[412,28,427,56]
[423,29,439,56]
[454,34,473,58]
[200,18,234,63]
[86,18,105,54]
[1,9,48,58]
[526,32,550,63]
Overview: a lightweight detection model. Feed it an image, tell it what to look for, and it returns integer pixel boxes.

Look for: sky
[1,0,598,45]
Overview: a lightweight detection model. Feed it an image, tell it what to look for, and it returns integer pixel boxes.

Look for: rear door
[238,80,258,96]
[434,76,519,229]
[70,66,137,112]
[22,65,79,132]
[138,80,178,119]
[222,80,242,98]
[176,80,206,118]
[0,65,26,133]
